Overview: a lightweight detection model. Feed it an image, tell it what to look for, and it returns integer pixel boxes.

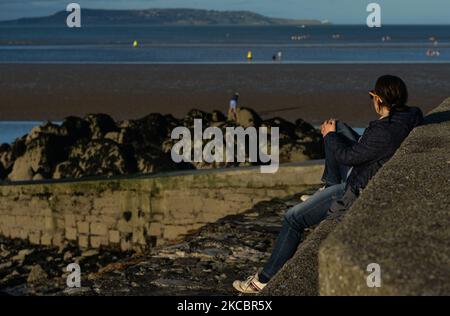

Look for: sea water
[0,121,41,144]
[0,25,449,63]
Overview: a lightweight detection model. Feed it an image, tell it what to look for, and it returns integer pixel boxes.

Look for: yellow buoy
[133,40,139,48]
[247,51,253,61]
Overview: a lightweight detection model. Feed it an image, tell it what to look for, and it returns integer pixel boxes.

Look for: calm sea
[0,121,43,145]
[0,25,449,63]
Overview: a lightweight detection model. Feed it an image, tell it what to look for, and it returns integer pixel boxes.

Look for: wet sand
[1,63,450,126]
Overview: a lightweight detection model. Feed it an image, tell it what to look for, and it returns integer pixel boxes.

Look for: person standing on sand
[233,75,424,294]
[228,93,239,121]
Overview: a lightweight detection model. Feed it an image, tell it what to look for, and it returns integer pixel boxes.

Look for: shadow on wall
[422,110,450,125]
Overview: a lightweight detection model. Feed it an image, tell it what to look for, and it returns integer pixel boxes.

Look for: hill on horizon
[0,8,326,26]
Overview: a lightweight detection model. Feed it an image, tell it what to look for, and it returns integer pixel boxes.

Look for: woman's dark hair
[374,75,408,110]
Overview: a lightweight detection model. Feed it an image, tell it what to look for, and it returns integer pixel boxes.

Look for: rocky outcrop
[1,108,324,182]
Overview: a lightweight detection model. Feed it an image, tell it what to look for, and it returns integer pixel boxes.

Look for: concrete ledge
[319,98,450,295]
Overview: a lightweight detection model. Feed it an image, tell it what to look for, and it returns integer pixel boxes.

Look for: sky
[0,0,449,24]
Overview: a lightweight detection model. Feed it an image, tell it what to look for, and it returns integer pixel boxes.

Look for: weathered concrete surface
[0,161,324,251]
[319,98,450,295]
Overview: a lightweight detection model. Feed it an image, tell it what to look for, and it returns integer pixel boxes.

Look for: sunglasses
[369,90,379,100]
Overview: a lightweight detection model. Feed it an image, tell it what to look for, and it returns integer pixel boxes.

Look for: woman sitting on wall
[233,75,424,294]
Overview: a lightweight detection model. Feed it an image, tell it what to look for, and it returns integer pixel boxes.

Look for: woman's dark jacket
[325,106,424,212]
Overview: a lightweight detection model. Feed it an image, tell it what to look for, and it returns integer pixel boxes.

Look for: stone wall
[0,161,324,251]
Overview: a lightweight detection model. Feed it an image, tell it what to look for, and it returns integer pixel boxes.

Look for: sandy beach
[1,63,450,126]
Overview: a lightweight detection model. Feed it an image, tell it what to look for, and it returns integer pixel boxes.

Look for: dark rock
[8,134,68,180]
[235,107,262,128]
[295,118,322,142]
[164,114,180,126]
[0,143,10,152]
[0,144,13,171]
[53,160,84,179]
[136,113,175,144]
[85,113,118,140]
[67,139,137,178]
[61,116,91,140]
[0,163,8,180]
[183,109,212,128]
[262,117,297,141]
[0,163,6,180]
[211,110,226,123]
[25,121,68,145]
[279,142,309,163]
[118,113,176,151]
[135,147,194,174]
[0,261,12,270]
[63,251,73,262]
[12,249,34,262]
[10,136,27,160]
[32,173,45,181]
[27,265,48,285]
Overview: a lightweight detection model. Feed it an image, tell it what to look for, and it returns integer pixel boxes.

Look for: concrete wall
[0,161,324,251]
[319,98,450,295]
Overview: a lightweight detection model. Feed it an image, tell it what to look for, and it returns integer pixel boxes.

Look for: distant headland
[0,8,326,26]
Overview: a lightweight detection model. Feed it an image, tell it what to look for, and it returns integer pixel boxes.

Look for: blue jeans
[259,121,359,282]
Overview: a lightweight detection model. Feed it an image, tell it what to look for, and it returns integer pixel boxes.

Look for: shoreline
[2,60,450,64]
[1,63,449,125]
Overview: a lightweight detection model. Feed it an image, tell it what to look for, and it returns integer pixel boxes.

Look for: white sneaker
[233,274,267,294]
[300,194,312,202]
[300,185,327,202]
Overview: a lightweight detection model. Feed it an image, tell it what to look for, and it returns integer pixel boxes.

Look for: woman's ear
[376,96,383,105]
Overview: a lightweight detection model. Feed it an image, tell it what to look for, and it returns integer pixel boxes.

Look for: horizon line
[1,7,449,25]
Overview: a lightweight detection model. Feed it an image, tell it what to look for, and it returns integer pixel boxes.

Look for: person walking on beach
[233,75,424,294]
[228,93,239,121]
[277,51,282,62]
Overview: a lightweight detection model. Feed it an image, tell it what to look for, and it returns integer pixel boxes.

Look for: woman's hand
[321,119,336,137]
